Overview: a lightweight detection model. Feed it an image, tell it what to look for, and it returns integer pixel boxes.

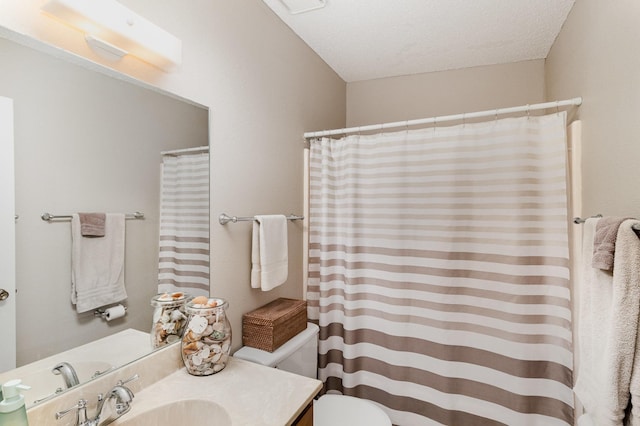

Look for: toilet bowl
[233,322,392,426]
[314,394,391,426]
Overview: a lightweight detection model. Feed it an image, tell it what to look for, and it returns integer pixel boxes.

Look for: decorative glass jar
[150,292,189,349]
[181,296,232,376]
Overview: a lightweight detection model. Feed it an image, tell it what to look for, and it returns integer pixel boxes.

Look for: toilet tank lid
[233,322,319,367]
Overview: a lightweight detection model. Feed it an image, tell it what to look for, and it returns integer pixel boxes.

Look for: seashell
[192,354,202,366]
[161,312,171,323]
[211,352,222,363]
[212,322,224,332]
[210,344,222,353]
[191,295,208,305]
[183,342,198,352]
[204,325,213,335]
[170,309,186,321]
[211,330,225,341]
[171,292,184,299]
[207,299,218,308]
[222,342,230,353]
[166,335,179,344]
[183,347,198,355]
[200,346,211,359]
[187,315,208,334]
[184,330,196,343]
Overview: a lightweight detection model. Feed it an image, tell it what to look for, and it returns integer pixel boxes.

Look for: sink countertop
[26,343,321,426]
[112,356,322,426]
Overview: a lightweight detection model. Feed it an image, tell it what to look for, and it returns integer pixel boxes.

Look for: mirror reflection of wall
[0,36,209,367]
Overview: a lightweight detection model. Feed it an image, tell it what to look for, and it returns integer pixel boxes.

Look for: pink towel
[79,212,106,237]
[592,216,632,270]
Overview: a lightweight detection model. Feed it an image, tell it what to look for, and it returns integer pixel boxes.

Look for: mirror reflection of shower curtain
[307,113,573,425]
[157,149,210,297]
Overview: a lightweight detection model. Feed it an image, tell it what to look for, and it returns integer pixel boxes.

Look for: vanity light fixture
[278,0,326,15]
[41,0,182,71]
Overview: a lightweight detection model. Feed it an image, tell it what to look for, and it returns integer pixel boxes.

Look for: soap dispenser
[0,379,30,426]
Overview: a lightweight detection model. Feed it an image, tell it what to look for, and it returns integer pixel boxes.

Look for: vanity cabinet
[292,401,313,426]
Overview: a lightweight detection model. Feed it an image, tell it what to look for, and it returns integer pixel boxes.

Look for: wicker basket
[242,298,307,352]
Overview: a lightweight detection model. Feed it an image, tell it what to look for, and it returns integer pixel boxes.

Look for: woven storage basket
[242,298,307,352]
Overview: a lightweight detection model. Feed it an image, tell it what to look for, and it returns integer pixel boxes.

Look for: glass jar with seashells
[181,296,232,376]
[150,292,189,349]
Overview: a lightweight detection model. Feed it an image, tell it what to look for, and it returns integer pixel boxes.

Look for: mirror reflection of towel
[78,212,106,237]
[71,213,127,313]
[251,215,288,291]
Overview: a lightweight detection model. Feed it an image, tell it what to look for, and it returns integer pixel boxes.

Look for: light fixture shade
[41,0,182,71]
[278,0,326,14]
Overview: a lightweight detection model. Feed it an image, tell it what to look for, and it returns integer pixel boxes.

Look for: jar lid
[185,297,227,314]
[151,292,189,307]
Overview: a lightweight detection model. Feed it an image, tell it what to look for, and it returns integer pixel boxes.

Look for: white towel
[574,218,640,425]
[619,220,640,425]
[578,413,595,426]
[250,215,288,291]
[71,213,127,313]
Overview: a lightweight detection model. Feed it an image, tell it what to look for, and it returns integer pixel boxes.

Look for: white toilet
[233,322,392,426]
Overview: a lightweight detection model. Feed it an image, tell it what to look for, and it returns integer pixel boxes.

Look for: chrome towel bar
[574,214,640,231]
[218,213,303,225]
[41,212,144,221]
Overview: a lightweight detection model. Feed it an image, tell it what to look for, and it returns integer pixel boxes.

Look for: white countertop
[111,356,322,426]
[26,343,322,426]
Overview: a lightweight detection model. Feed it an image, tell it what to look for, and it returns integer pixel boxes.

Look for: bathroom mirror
[0,35,209,406]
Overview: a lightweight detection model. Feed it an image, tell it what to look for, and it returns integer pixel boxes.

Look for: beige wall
[0,0,346,354]
[546,0,640,217]
[0,38,209,365]
[347,60,546,127]
[546,2,640,418]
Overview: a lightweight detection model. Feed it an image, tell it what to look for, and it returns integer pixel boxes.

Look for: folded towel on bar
[78,212,106,237]
[617,220,640,425]
[71,213,127,313]
[592,216,632,270]
[250,215,288,291]
[574,218,640,425]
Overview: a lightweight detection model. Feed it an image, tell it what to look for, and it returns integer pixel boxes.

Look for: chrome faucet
[92,385,135,425]
[55,375,138,426]
[52,362,80,388]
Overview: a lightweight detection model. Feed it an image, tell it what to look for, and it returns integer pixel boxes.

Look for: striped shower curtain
[307,113,573,425]
[157,151,210,297]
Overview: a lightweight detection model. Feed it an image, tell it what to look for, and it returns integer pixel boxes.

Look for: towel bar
[41,212,144,221]
[574,214,640,231]
[573,214,603,224]
[218,213,303,225]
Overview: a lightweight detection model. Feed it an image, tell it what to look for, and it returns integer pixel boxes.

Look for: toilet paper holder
[94,304,127,320]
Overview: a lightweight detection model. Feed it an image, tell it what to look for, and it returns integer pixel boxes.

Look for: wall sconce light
[41,0,182,71]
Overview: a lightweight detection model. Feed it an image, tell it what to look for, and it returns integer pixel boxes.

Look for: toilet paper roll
[104,304,126,321]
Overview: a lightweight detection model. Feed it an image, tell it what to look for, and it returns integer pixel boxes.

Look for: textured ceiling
[263,0,575,82]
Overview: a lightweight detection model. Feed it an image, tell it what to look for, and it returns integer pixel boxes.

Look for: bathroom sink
[22,361,113,406]
[113,399,231,425]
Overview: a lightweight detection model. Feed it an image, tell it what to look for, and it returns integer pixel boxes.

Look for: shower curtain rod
[303,97,583,139]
